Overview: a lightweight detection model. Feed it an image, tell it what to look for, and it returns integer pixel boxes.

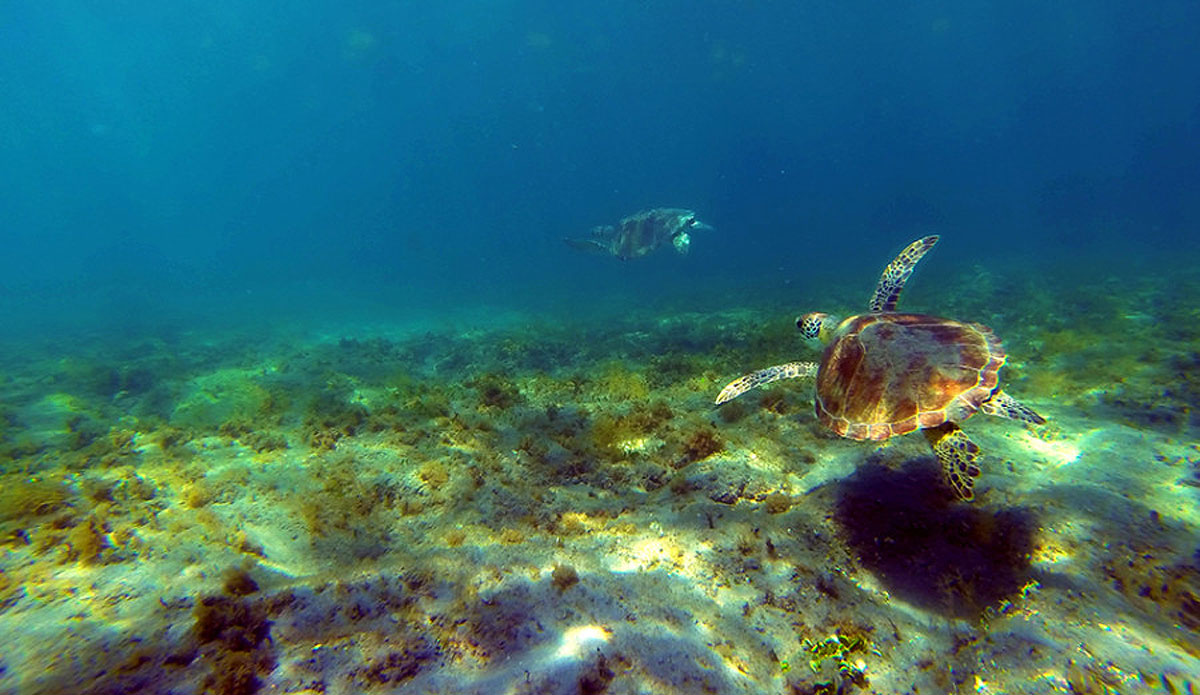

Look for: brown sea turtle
[564,208,713,260]
[715,235,1045,501]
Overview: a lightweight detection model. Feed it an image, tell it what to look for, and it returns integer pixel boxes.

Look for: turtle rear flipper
[924,422,981,502]
[715,361,817,405]
[563,237,612,255]
[869,235,939,312]
[980,390,1046,425]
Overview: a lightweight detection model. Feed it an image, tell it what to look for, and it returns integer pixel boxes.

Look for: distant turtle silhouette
[564,208,712,260]
[716,236,1045,501]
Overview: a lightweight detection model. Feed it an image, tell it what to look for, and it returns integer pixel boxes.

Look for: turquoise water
[2,3,1198,694]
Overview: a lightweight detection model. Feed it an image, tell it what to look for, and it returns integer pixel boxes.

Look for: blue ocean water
[3,1,1197,334]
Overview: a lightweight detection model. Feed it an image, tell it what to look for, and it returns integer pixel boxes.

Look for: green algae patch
[0,475,72,522]
[678,425,724,466]
[63,514,110,565]
[171,369,276,432]
[595,361,651,401]
[467,372,523,410]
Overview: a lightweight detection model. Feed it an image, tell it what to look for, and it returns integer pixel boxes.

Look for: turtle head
[684,214,714,234]
[797,312,837,343]
[668,211,712,255]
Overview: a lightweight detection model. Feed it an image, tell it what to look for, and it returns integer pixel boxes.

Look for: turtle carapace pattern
[564,208,713,261]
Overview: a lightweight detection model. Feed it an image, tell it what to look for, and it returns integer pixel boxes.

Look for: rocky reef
[0,262,1197,694]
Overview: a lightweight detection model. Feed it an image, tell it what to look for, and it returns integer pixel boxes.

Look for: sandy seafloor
[1,257,1198,695]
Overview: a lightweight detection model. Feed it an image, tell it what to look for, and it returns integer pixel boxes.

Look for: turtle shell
[814,313,1005,441]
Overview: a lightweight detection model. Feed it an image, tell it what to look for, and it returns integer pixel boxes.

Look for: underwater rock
[679,458,771,506]
[171,369,275,432]
[15,393,105,452]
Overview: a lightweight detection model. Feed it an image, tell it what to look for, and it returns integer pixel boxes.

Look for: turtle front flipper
[980,390,1046,425]
[869,235,939,312]
[715,361,818,405]
[924,422,981,502]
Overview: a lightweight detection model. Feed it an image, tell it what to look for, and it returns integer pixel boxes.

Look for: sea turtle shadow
[832,457,1037,620]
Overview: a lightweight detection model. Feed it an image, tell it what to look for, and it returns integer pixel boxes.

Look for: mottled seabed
[1,259,1198,695]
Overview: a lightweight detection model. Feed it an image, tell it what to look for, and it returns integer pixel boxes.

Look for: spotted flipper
[869,235,939,312]
[714,362,818,405]
[924,422,982,502]
[980,390,1046,425]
